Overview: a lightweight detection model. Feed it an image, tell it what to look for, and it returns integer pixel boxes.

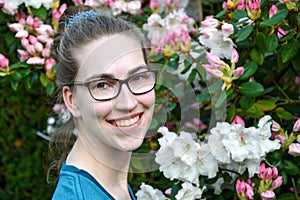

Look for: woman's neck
[66,138,132,198]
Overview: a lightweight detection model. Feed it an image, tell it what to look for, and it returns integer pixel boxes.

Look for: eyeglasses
[72,70,158,101]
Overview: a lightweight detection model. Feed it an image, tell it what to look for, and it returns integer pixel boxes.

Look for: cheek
[139,90,156,109]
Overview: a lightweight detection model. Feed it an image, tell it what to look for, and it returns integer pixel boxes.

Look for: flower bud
[232,67,244,77]
[261,190,275,200]
[293,119,300,132]
[288,143,300,156]
[231,48,239,63]
[271,120,280,132]
[236,180,246,194]
[272,176,282,189]
[232,116,245,126]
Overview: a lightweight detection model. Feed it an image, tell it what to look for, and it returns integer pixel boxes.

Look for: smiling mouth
[108,113,141,127]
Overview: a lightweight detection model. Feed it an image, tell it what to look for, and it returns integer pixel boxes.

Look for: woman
[49,5,156,199]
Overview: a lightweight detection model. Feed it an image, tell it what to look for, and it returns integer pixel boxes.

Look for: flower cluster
[143,9,195,56]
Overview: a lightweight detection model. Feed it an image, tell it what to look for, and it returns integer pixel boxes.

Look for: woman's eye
[131,74,148,82]
[96,82,109,89]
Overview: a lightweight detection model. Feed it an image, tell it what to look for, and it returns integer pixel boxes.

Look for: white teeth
[114,116,139,127]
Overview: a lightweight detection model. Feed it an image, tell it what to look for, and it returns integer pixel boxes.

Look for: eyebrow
[85,65,149,81]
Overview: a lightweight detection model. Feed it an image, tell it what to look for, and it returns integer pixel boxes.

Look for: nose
[114,84,138,111]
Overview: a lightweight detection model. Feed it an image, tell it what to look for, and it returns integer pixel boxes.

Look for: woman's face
[70,34,155,153]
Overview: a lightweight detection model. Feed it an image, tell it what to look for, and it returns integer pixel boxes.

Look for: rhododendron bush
[1,0,300,199]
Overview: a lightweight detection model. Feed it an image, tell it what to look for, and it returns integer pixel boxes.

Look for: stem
[272,79,291,100]
[198,0,203,22]
[292,177,299,200]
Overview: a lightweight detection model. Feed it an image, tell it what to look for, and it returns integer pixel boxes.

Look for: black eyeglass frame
[71,70,158,101]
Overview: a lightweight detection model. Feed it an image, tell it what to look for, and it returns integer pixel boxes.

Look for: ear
[62,86,81,118]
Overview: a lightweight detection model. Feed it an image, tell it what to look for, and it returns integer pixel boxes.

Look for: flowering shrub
[1,0,300,199]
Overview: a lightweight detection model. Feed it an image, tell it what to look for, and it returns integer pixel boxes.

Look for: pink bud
[275,135,286,143]
[288,143,300,156]
[45,57,56,71]
[269,5,279,18]
[202,64,224,78]
[201,16,219,28]
[15,29,28,38]
[150,0,159,9]
[271,120,280,132]
[258,162,266,178]
[53,104,66,113]
[21,37,29,48]
[232,116,245,126]
[232,67,244,77]
[206,52,223,68]
[293,119,300,132]
[261,190,275,200]
[245,184,254,199]
[265,167,273,180]
[236,180,246,194]
[28,35,38,44]
[272,176,282,189]
[42,47,51,57]
[26,57,45,65]
[26,45,36,55]
[26,15,34,26]
[272,166,278,178]
[17,49,30,62]
[231,48,239,63]
[221,23,234,35]
[8,23,24,32]
[35,42,44,52]
[164,188,172,196]
[0,53,9,69]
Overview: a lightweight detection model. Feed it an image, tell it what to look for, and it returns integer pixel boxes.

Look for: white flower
[175,182,206,200]
[136,183,166,200]
[199,31,234,59]
[127,1,141,15]
[156,127,218,185]
[23,0,53,9]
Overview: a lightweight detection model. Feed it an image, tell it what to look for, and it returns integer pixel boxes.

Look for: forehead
[75,34,145,80]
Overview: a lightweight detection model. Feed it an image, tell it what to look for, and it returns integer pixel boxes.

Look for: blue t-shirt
[52,163,136,200]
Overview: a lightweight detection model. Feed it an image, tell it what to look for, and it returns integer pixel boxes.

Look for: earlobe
[62,86,81,118]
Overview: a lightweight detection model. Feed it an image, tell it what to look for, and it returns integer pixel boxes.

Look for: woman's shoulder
[52,163,115,200]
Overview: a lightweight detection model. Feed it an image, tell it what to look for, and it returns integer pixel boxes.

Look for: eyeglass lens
[89,71,156,100]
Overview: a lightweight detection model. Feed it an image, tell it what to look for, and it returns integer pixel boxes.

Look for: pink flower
[0,53,9,69]
[245,184,254,199]
[53,104,66,113]
[271,120,281,132]
[232,67,244,77]
[221,23,234,36]
[293,119,300,132]
[150,0,160,10]
[231,116,245,126]
[272,176,282,189]
[52,3,67,21]
[206,52,224,68]
[269,5,279,18]
[201,16,219,28]
[288,143,300,156]
[236,179,246,194]
[45,57,56,71]
[17,49,30,62]
[231,48,239,63]
[275,135,286,143]
[272,166,278,178]
[261,190,275,200]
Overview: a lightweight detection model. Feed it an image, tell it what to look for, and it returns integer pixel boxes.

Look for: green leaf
[150,54,164,62]
[250,47,264,65]
[262,9,289,26]
[278,193,297,200]
[46,81,55,95]
[239,61,258,80]
[30,6,48,20]
[255,100,276,111]
[10,79,19,91]
[240,96,254,110]
[247,103,264,118]
[227,105,236,123]
[276,107,294,120]
[39,73,48,87]
[232,10,247,20]
[11,71,22,81]
[215,10,227,18]
[283,159,300,175]
[239,82,265,97]
[266,34,278,52]
[255,32,267,53]
[282,40,300,63]
[236,25,254,43]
